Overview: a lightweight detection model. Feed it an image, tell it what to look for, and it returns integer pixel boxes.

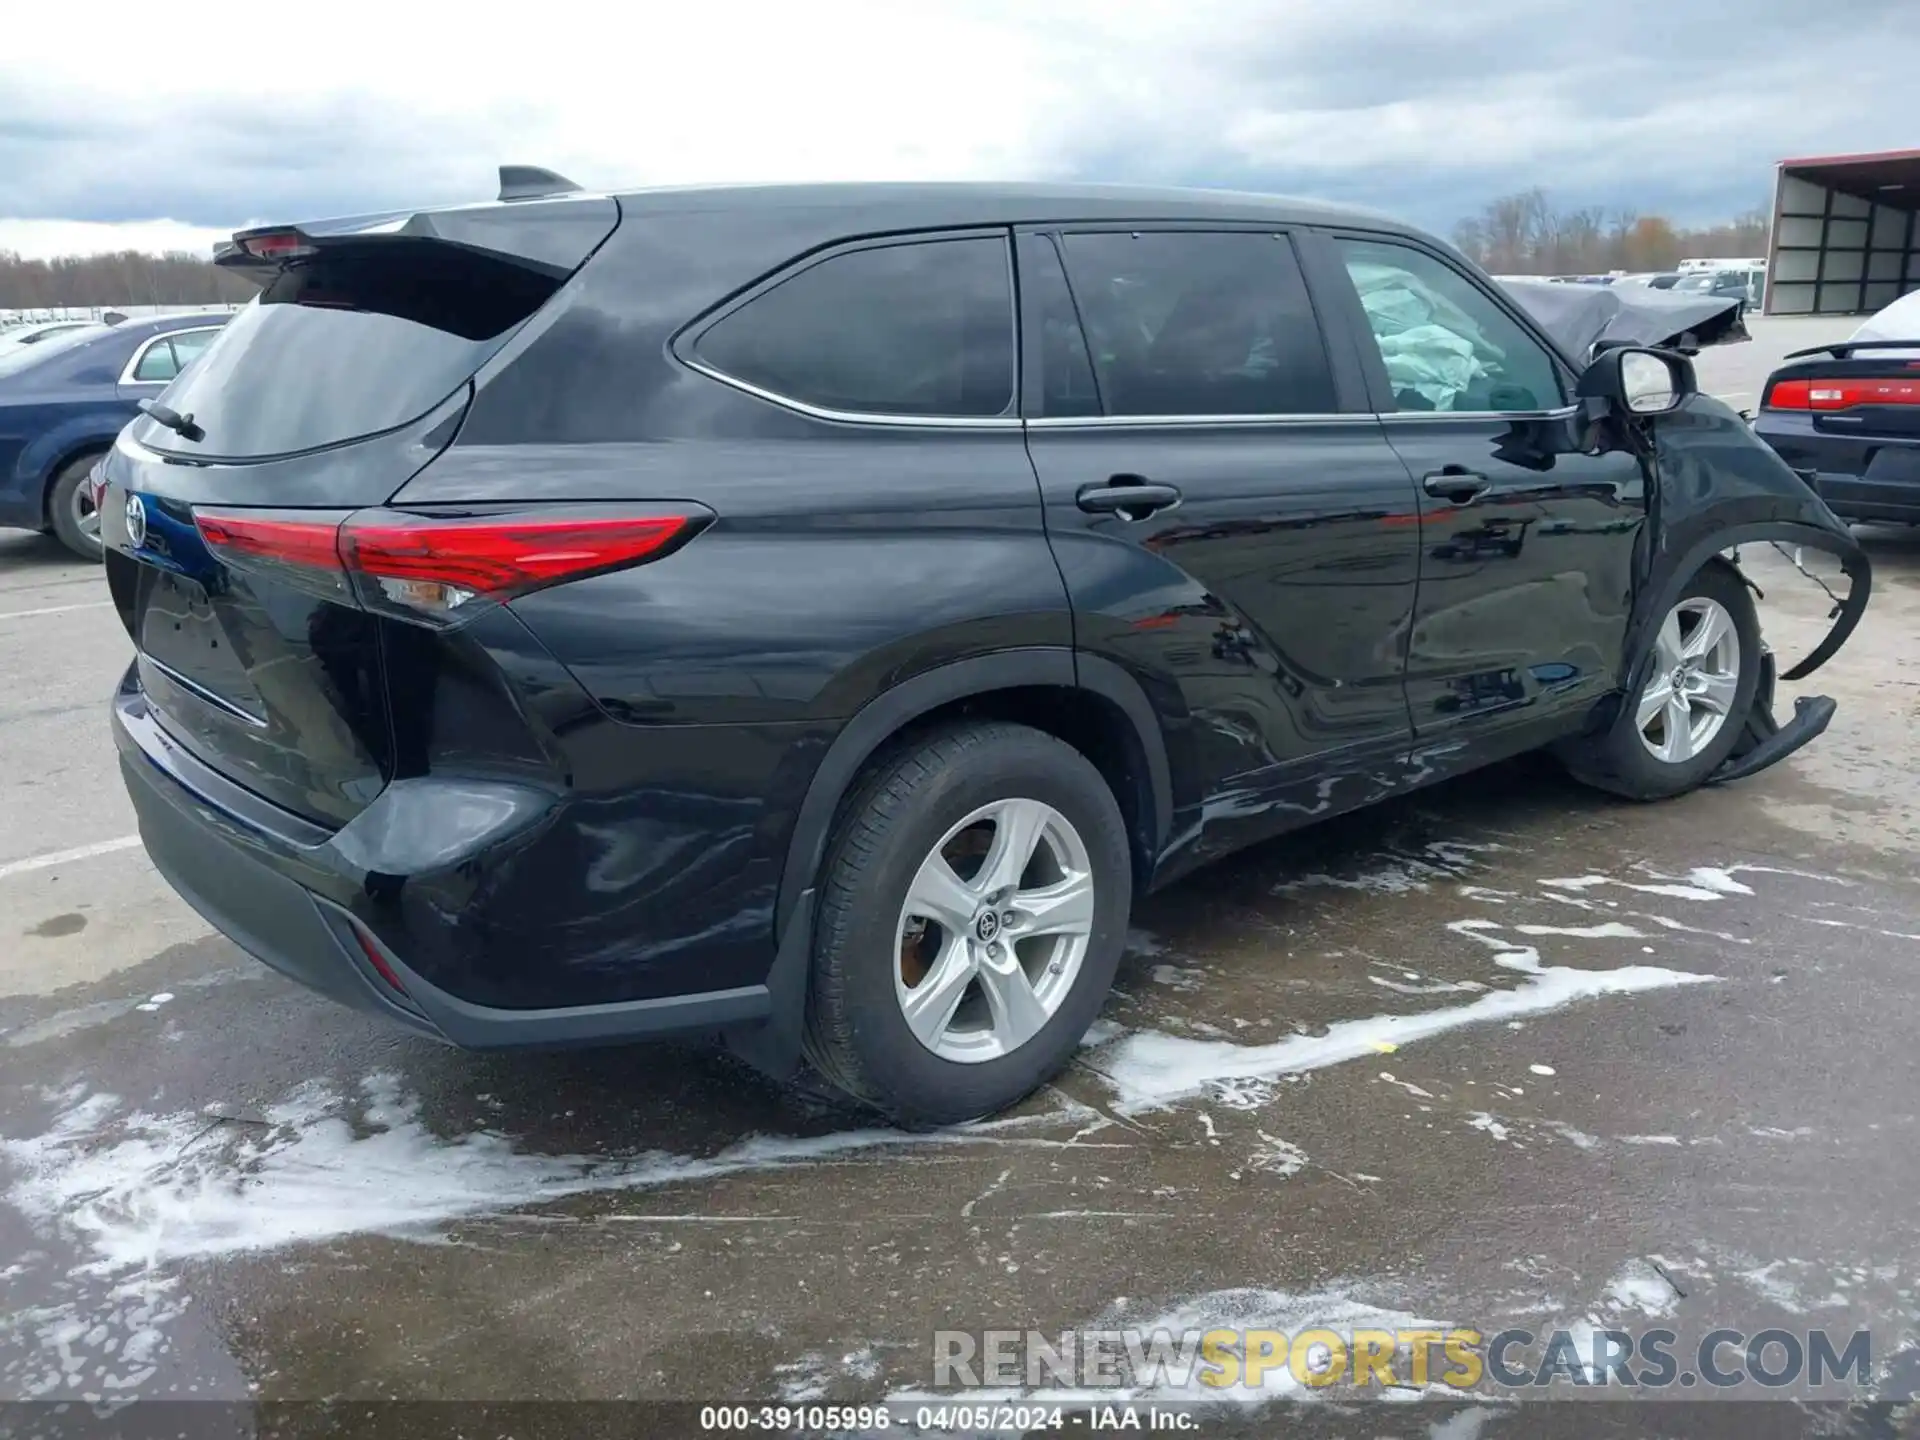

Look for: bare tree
[0,251,255,310]
[1450,191,1775,275]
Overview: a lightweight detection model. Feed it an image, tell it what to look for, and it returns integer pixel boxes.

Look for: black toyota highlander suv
[101,173,1870,1125]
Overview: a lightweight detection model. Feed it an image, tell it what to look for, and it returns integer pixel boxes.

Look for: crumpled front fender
[1622,393,1872,781]
[1629,394,1871,684]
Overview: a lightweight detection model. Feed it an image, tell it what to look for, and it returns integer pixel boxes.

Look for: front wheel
[803,720,1131,1127]
[1560,562,1762,800]
[47,455,106,562]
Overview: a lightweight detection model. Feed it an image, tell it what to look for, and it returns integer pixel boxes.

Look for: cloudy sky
[3,0,1915,259]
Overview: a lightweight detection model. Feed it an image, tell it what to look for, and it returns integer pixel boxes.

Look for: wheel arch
[1623,521,1871,697]
[773,649,1174,939]
[37,437,114,525]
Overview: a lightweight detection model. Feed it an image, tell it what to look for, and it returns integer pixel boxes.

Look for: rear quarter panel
[386,209,1073,1006]
[403,431,1071,1007]
[433,435,1069,726]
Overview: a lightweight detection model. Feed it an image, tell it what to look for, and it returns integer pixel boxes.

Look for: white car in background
[1848,287,1920,358]
[0,319,106,351]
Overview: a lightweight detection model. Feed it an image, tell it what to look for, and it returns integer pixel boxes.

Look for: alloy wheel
[892,797,1095,1064]
[1636,595,1741,764]
[70,475,102,548]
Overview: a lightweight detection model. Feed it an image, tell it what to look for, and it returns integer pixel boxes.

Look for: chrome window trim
[1027,411,1377,429]
[118,327,223,387]
[678,356,1024,430]
[1376,404,1581,423]
[675,371,1579,431]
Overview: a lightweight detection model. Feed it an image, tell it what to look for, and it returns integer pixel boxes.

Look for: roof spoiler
[214,180,618,286]
[1784,338,1920,361]
[498,165,582,202]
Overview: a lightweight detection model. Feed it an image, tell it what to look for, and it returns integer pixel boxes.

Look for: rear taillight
[1765,375,1920,411]
[194,510,357,602]
[239,230,317,261]
[192,506,703,624]
[341,513,690,615]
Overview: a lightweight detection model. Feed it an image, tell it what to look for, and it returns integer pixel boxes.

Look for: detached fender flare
[1621,521,1872,697]
[772,648,1173,937]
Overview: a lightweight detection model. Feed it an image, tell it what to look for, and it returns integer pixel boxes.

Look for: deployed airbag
[1350,262,1508,409]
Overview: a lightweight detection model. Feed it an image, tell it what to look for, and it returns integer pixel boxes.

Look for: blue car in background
[0,311,233,558]
[1753,289,1920,527]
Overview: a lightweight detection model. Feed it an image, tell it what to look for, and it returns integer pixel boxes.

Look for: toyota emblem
[125,493,147,549]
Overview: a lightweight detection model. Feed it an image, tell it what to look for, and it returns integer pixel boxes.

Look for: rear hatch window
[129,241,564,461]
[105,195,617,827]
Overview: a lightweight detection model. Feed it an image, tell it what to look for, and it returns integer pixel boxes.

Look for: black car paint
[100,183,1868,1078]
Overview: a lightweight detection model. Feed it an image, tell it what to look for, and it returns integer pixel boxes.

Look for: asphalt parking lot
[4,317,1919,1428]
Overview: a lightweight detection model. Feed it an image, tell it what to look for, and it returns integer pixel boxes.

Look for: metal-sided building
[1767,147,1920,315]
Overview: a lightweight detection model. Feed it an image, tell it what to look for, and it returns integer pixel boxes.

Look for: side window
[132,339,180,383]
[1021,235,1101,418]
[693,236,1014,418]
[1336,238,1564,414]
[170,330,217,372]
[1057,230,1336,417]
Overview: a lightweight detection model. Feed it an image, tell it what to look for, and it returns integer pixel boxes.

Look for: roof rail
[498,165,583,202]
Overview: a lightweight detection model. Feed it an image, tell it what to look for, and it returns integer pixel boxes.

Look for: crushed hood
[1498,278,1749,361]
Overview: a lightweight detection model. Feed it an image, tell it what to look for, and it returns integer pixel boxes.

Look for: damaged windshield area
[1338,237,1564,413]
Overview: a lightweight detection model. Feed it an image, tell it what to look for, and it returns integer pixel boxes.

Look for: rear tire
[47,454,106,562]
[802,720,1130,1127]
[1560,561,1761,800]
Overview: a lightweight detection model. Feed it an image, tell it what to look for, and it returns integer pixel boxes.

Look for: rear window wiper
[137,399,205,443]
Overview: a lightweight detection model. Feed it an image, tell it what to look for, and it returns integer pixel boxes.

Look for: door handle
[1422,467,1491,504]
[1076,476,1182,520]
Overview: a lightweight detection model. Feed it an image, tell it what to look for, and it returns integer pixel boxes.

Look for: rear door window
[131,243,565,459]
[131,338,180,383]
[169,328,218,371]
[1336,238,1565,413]
[1055,230,1337,416]
[691,235,1015,418]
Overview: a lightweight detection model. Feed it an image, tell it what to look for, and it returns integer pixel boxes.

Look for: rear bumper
[113,671,774,1049]
[1805,471,1920,524]
[1754,419,1920,523]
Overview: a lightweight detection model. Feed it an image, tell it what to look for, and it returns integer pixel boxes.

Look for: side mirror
[1577,345,1696,418]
